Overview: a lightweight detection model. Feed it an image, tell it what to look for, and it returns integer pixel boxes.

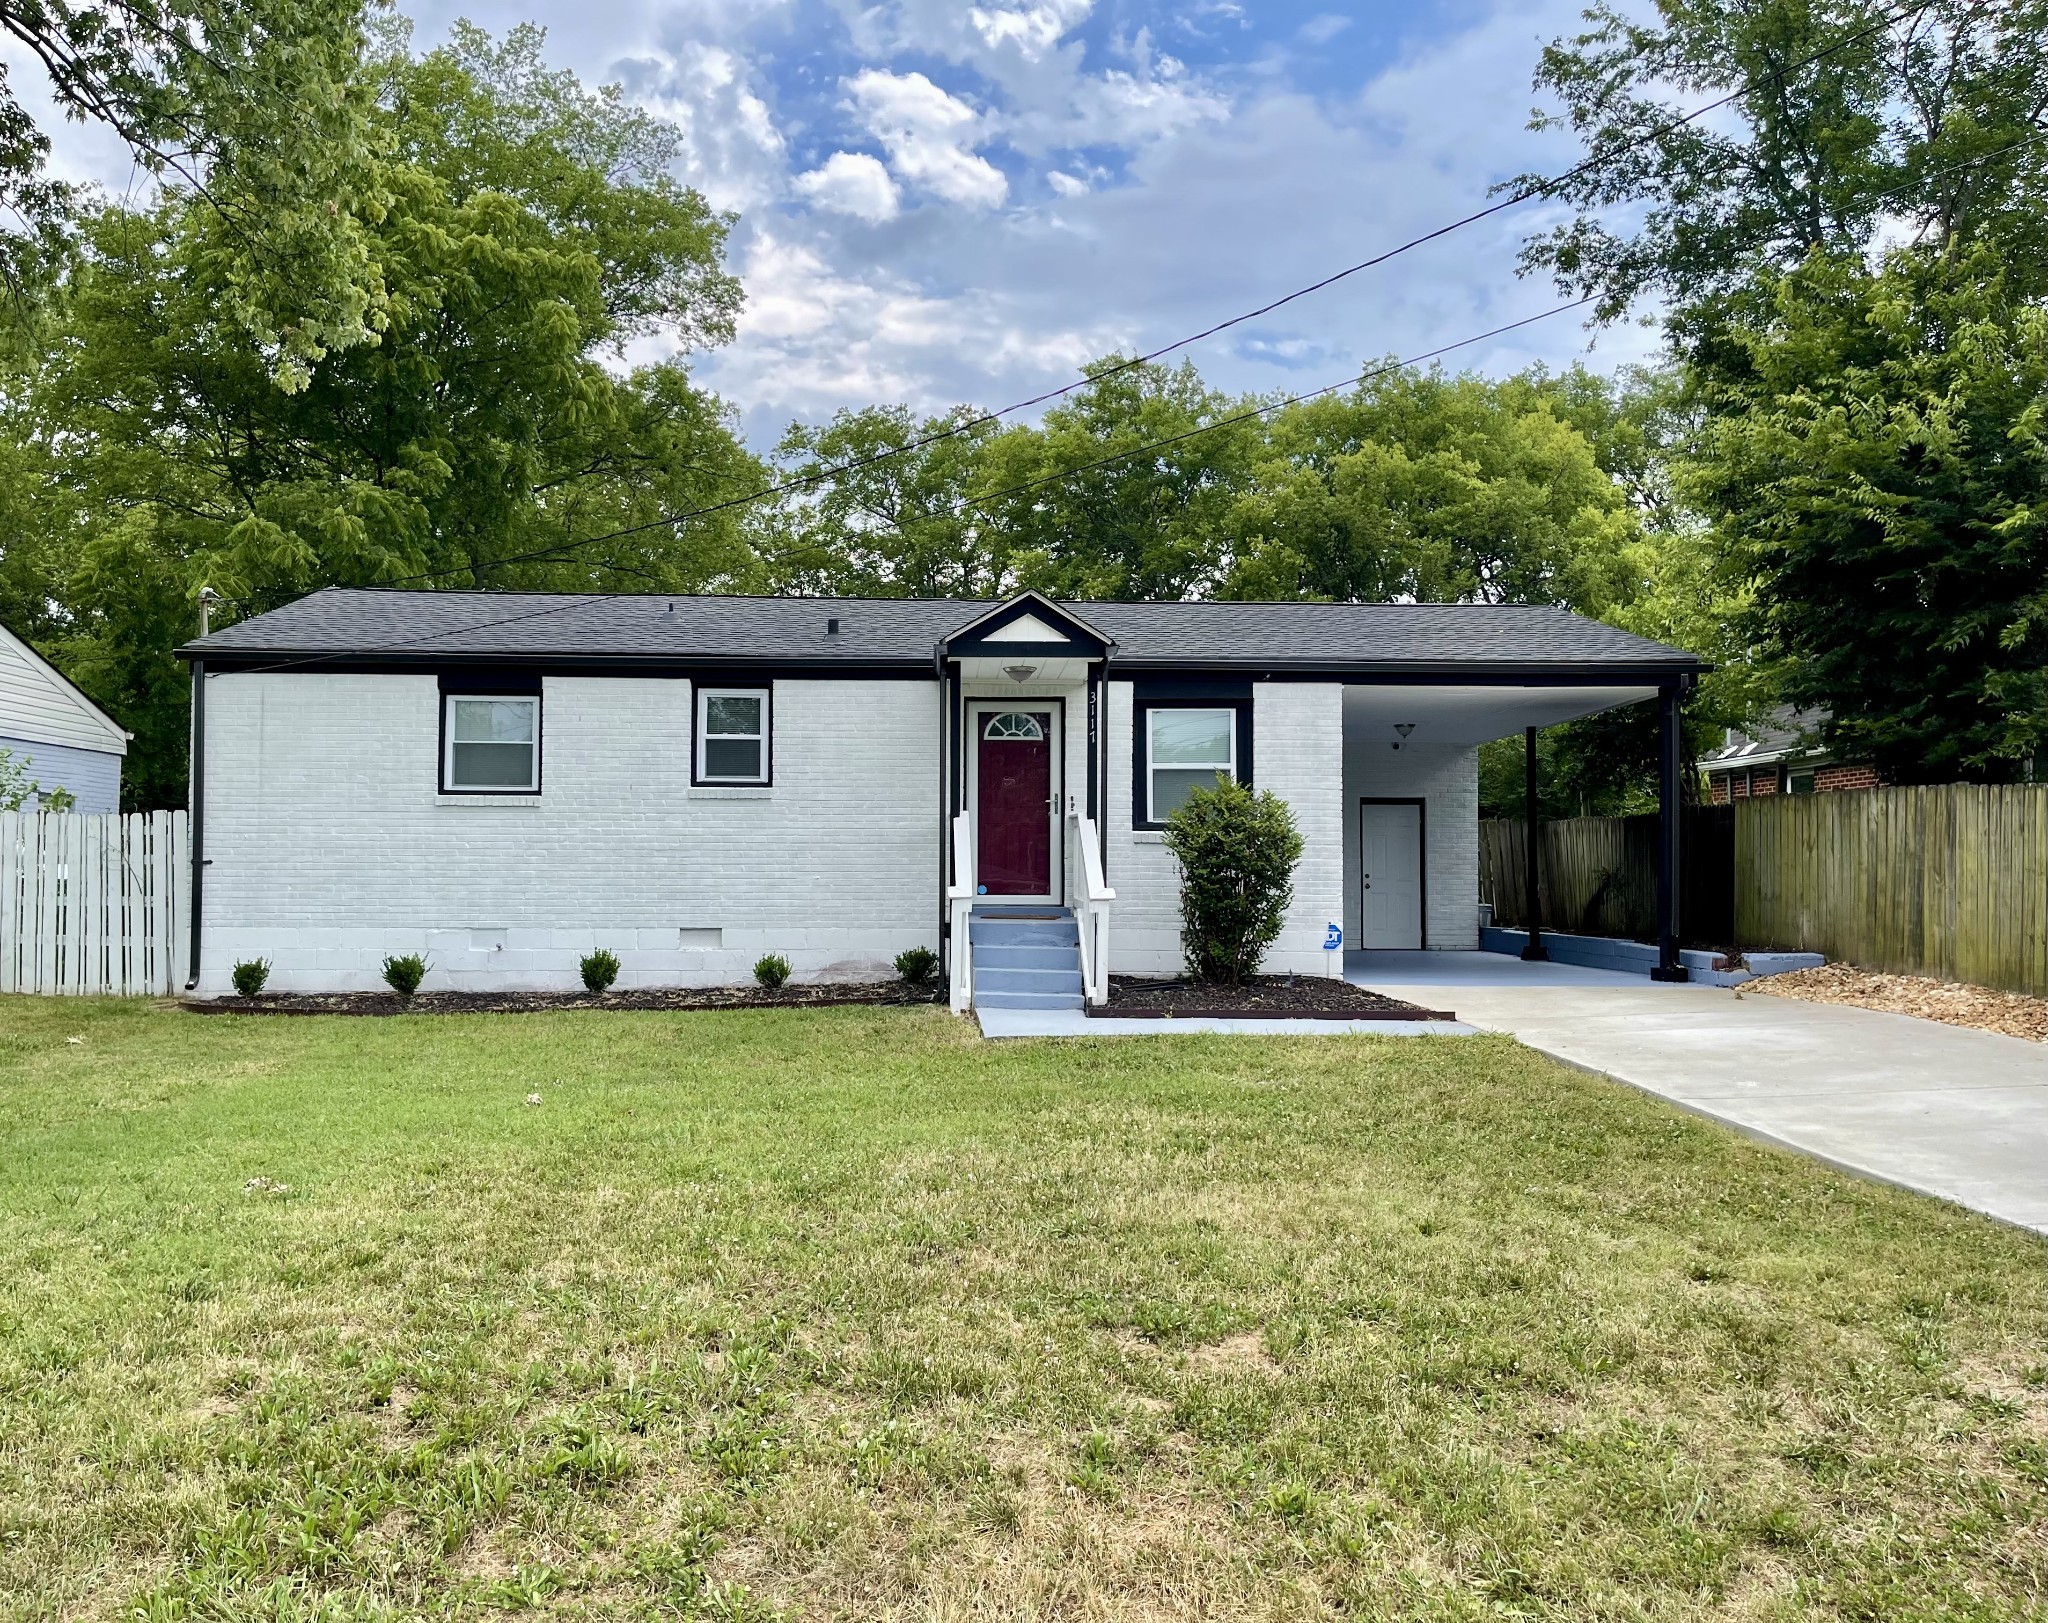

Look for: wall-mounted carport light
[1393,723,1416,751]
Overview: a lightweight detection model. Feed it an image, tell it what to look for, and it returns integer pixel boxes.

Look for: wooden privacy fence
[1737,785,2047,995]
[0,811,189,995]
[1479,808,1735,948]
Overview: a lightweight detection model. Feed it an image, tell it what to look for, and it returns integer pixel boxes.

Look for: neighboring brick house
[177,589,1707,1003]
[1703,706,1879,803]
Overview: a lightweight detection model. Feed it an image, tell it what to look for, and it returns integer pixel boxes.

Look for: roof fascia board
[188,651,1706,685]
[940,591,1112,653]
[0,620,132,748]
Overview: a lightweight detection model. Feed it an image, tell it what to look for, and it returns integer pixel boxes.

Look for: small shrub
[382,953,429,999]
[893,946,940,985]
[581,948,621,994]
[230,958,271,998]
[753,953,791,991]
[1162,776,1304,984]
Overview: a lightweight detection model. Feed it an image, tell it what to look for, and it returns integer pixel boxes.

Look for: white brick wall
[1103,681,1346,978]
[1340,740,1480,950]
[198,672,944,993]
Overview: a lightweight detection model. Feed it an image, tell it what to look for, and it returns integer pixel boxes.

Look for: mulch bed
[1095,975,1453,1021]
[185,983,948,1017]
[1747,962,2046,1042]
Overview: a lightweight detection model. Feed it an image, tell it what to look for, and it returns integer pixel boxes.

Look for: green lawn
[0,1001,2041,1621]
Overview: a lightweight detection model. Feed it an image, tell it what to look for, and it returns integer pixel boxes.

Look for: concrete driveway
[1349,951,2048,1234]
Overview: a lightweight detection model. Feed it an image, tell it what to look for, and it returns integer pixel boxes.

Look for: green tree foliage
[1,0,393,387]
[1520,0,2048,785]
[773,406,1014,597]
[10,23,761,808]
[1222,367,1643,609]
[1163,777,1305,984]
[1684,247,2048,781]
[1516,0,2048,320]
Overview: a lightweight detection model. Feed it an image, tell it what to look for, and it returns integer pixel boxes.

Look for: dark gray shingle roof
[184,588,1706,674]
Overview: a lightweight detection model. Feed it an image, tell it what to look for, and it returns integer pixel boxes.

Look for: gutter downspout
[934,645,948,959]
[183,587,218,993]
[184,658,205,990]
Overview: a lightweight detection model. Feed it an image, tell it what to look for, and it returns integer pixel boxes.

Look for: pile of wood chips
[1748,961,2047,1042]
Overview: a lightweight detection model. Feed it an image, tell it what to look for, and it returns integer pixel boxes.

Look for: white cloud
[968,0,1093,60]
[711,229,1121,425]
[845,69,1009,208]
[613,41,787,212]
[1300,14,1352,46]
[1045,169,1089,196]
[794,151,902,222]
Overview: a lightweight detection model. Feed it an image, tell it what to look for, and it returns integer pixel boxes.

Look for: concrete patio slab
[1349,952,2048,1233]
[976,1008,1477,1039]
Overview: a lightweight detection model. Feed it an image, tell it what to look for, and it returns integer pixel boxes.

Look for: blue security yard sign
[1324,922,1343,952]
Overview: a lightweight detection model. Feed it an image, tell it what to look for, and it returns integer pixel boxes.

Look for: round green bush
[581,948,621,994]
[893,946,941,985]
[381,953,429,999]
[753,953,792,991]
[230,958,271,998]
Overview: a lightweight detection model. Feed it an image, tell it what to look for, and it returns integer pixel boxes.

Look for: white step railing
[947,811,975,1013]
[1070,813,1114,1006]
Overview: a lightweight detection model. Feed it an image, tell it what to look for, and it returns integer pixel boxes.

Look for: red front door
[976,710,1053,896]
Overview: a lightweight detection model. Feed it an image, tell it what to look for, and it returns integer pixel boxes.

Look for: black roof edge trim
[179,649,1710,684]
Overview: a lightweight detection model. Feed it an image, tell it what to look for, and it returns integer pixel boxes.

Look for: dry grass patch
[0,999,2041,1620]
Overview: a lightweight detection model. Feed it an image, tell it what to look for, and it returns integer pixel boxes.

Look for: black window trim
[1130,683,1253,830]
[439,689,543,796]
[693,679,774,787]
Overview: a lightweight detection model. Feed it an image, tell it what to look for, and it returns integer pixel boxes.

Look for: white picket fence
[0,811,189,995]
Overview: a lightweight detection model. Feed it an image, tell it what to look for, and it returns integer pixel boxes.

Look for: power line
[208,99,2048,674]
[214,297,1597,677]
[363,0,1941,590]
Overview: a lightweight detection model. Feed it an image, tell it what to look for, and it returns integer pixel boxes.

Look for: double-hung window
[1146,707,1235,821]
[443,695,539,792]
[697,687,770,784]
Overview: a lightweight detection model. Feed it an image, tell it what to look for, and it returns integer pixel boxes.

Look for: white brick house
[179,589,1707,1003]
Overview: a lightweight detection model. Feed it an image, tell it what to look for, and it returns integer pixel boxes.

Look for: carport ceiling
[1342,684,1658,747]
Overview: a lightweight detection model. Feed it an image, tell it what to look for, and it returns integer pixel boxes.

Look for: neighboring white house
[178,589,1707,1004]
[0,621,129,813]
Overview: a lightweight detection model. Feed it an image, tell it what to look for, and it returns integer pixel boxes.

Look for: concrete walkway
[1349,951,2048,1233]
[976,1007,1476,1039]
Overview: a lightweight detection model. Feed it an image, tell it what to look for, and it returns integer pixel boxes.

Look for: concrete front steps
[969,907,1085,1010]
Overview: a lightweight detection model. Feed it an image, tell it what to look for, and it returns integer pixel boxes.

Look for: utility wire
[210,68,2047,673]
[213,298,1595,677]
[363,0,1942,589]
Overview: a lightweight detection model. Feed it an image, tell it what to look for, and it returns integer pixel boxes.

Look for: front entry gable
[941,592,1111,661]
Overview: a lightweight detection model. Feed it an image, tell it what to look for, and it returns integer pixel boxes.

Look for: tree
[13,23,762,808]
[1,0,394,387]
[1517,0,2048,784]
[1682,246,2048,781]
[771,406,1015,597]
[1515,0,2048,321]
[977,358,1263,601]
[1223,367,1642,610]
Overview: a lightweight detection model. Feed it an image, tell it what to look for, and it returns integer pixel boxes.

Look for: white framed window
[1146,706,1236,822]
[443,695,539,792]
[697,687,770,784]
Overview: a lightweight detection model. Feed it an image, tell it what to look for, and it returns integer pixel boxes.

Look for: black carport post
[1650,682,1688,981]
[1520,725,1546,961]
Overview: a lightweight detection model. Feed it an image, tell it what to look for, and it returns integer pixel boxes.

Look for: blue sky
[16,0,1662,448]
